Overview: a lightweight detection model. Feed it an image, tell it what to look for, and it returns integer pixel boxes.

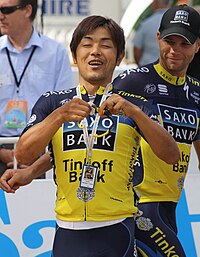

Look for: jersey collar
[79,84,113,95]
[154,63,185,86]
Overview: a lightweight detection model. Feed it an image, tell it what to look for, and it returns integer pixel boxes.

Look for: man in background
[0,0,72,175]
[133,0,172,66]
[114,4,200,256]
[187,6,200,80]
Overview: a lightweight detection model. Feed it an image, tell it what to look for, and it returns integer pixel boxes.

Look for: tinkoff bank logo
[157,104,198,144]
[135,190,200,257]
[62,115,118,151]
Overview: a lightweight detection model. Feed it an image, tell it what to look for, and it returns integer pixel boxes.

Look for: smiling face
[157,32,200,77]
[72,27,124,92]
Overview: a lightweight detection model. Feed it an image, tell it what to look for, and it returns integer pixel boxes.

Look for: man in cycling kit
[0,15,179,257]
[113,4,200,257]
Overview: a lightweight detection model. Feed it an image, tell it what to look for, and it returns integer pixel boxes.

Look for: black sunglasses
[0,5,25,15]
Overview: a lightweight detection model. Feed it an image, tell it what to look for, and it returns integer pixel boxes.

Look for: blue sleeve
[22,93,55,134]
[54,44,73,90]
[132,21,146,48]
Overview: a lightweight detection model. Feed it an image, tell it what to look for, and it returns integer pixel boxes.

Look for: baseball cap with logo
[159,4,200,44]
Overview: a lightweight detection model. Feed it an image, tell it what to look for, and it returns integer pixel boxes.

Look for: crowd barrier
[0,138,199,257]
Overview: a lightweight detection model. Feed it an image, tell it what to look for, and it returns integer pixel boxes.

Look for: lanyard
[6,46,37,94]
[76,84,111,164]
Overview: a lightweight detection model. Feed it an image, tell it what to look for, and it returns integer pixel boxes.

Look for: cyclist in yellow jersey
[113,4,200,257]
[0,16,179,257]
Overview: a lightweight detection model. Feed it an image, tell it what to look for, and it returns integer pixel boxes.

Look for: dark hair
[70,15,125,60]
[19,0,38,21]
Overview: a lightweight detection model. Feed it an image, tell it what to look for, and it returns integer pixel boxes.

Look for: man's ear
[195,38,200,53]
[157,31,161,41]
[71,52,77,64]
[116,50,125,66]
[25,4,33,19]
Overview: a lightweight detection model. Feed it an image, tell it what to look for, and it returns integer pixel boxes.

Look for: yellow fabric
[135,138,191,203]
[52,120,140,221]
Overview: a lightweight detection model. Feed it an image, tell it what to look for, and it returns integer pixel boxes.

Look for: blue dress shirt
[133,9,167,66]
[0,28,73,136]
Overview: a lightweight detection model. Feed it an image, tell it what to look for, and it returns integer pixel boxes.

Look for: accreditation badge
[4,100,27,128]
[80,164,98,189]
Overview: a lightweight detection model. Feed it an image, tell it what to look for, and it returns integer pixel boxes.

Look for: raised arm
[15,98,91,165]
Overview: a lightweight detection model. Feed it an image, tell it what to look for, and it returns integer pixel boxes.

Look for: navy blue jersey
[24,85,159,221]
[113,62,200,203]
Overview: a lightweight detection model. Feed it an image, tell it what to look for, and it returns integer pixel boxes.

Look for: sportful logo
[157,84,168,95]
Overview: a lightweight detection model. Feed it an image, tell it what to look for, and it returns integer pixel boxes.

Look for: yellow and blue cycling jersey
[24,85,159,222]
[113,61,200,203]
